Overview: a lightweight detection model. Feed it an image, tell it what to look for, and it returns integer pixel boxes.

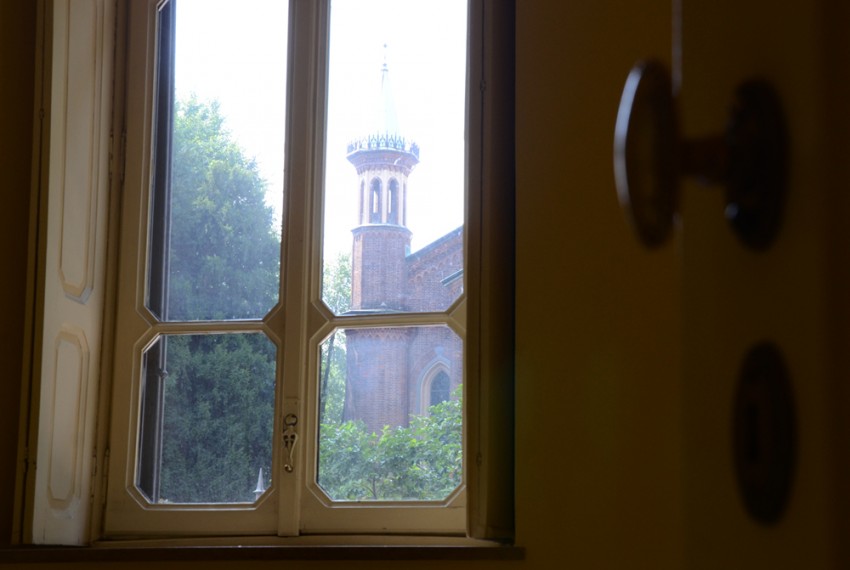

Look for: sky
[174,0,468,260]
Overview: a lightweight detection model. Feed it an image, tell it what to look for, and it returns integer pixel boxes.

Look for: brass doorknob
[613,60,788,250]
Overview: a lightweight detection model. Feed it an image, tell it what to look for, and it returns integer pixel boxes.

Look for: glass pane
[148,0,287,322]
[137,333,276,504]
[321,0,468,315]
[317,326,463,501]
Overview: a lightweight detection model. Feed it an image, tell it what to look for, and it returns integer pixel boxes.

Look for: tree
[319,252,351,424]
[317,387,463,501]
[160,333,275,503]
[167,96,280,321]
[157,97,279,503]
[322,251,352,315]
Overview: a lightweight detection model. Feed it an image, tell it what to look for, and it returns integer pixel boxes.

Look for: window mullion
[277,0,330,537]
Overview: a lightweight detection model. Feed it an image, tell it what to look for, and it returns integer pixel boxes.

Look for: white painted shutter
[31,0,115,545]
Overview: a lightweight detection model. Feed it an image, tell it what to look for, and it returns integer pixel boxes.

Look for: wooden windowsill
[0,539,525,564]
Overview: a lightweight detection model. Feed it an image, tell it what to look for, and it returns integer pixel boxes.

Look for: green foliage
[160,333,275,503]
[319,330,347,426]
[167,96,280,321]
[156,97,278,503]
[319,253,351,424]
[318,387,463,501]
[322,252,351,315]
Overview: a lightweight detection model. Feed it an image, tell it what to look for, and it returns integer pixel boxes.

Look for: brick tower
[346,57,419,312]
[344,58,419,430]
[342,58,464,433]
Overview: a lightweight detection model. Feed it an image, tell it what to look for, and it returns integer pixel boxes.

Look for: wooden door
[680,0,848,566]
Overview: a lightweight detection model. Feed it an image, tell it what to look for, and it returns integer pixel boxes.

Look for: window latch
[282,413,298,473]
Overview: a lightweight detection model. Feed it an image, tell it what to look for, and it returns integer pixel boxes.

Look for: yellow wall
[515,0,683,567]
[2,0,848,568]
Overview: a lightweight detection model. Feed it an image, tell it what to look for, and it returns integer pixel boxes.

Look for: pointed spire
[376,43,400,139]
[253,467,266,501]
[347,46,419,162]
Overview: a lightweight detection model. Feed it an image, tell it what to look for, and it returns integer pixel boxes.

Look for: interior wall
[0,0,37,547]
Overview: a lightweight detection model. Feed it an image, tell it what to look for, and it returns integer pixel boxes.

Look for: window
[359,180,365,223]
[430,371,451,408]
[104,0,469,537]
[388,178,399,224]
[369,178,382,223]
[27,0,514,546]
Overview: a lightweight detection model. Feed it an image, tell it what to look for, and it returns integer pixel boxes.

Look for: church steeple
[346,54,419,229]
[377,45,400,139]
[347,54,419,311]
[340,51,464,435]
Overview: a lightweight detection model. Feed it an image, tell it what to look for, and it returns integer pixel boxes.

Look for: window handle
[614,59,788,251]
[282,413,298,473]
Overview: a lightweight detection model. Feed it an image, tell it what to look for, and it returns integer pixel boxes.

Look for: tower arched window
[387,179,399,224]
[359,180,365,224]
[369,178,382,223]
[429,371,451,408]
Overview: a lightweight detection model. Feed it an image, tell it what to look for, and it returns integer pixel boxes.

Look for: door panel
[681,0,839,566]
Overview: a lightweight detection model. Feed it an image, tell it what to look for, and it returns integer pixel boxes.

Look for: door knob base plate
[614,60,788,251]
[725,80,788,251]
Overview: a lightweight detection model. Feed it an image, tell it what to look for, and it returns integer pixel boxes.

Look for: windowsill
[0,537,525,563]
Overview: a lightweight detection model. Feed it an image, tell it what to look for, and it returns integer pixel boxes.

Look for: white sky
[174,0,468,259]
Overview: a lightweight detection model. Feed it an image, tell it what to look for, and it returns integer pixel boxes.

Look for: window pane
[321,0,468,315]
[137,333,276,504]
[317,325,463,501]
[147,0,287,322]
[429,371,450,408]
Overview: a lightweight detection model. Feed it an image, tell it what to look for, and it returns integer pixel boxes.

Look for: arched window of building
[359,180,365,224]
[370,178,382,223]
[429,371,450,408]
[387,179,399,224]
[403,182,408,225]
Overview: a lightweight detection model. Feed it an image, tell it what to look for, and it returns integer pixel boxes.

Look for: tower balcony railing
[347,133,420,159]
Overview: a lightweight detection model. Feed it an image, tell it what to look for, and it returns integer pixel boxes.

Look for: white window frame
[20,0,515,546]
